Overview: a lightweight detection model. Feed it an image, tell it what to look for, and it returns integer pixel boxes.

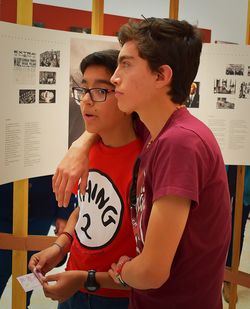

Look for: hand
[28,245,65,275]
[43,270,86,303]
[54,218,67,236]
[109,256,131,285]
[52,141,90,208]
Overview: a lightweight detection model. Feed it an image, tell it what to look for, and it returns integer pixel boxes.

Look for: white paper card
[17,273,42,292]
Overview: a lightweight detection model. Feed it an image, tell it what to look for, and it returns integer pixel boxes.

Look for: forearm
[63,207,79,235]
[117,196,190,290]
[118,254,167,290]
[71,131,100,154]
[73,271,130,291]
[53,131,100,207]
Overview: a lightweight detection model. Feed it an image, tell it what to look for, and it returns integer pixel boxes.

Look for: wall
[0,1,140,36]
[32,0,248,44]
[0,0,211,42]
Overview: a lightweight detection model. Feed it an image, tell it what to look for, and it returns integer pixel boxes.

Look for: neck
[138,98,184,141]
[100,118,136,147]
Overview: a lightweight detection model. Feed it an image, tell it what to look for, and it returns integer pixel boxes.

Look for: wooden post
[169,0,179,19]
[228,2,250,308]
[13,2,32,308]
[16,0,33,25]
[91,0,104,35]
[228,166,245,309]
[12,180,29,309]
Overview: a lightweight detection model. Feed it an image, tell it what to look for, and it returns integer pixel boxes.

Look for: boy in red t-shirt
[29,49,142,309]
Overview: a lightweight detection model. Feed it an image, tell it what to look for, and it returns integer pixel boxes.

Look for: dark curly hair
[118,18,202,103]
[80,49,119,75]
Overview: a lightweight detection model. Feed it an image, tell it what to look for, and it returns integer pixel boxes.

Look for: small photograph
[214,79,236,94]
[13,50,36,68]
[185,81,200,108]
[216,97,235,109]
[39,90,56,103]
[225,64,244,75]
[19,89,36,104]
[39,71,56,84]
[40,51,60,67]
[239,82,250,99]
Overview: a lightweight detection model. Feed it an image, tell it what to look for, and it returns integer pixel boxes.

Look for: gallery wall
[0,0,211,41]
[32,0,249,44]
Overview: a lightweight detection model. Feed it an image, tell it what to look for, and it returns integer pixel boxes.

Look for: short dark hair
[80,48,139,122]
[118,18,202,103]
[80,49,119,75]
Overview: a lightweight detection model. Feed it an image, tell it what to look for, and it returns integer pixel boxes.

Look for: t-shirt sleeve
[151,129,209,207]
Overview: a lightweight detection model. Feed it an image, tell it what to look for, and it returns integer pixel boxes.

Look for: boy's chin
[117,102,132,114]
[86,128,97,134]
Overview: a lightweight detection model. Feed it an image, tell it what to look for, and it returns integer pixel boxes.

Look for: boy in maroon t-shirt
[52,18,231,309]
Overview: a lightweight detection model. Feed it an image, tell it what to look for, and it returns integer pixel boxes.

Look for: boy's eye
[97,89,107,95]
[122,61,130,68]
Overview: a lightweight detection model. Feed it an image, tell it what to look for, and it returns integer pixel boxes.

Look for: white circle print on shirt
[75,169,124,249]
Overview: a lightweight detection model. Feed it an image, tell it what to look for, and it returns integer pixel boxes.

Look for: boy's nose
[80,93,94,106]
[110,71,120,86]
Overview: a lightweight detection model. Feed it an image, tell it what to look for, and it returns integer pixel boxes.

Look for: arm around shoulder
[53,131,100,207]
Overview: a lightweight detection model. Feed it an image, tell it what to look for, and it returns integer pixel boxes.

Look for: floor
[1,224,250,309]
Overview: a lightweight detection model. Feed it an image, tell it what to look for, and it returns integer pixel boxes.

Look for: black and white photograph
[13,50,36,84]
[40,50,60,67]
[14,50,36,68]
[19,89,36,104]
[216,97,235,109]
[214,79,236,94]
[225,64,244,75]
[39,71,56,84]
[185,81,200,108]
[39,89,56,103]
[239,81,250,99]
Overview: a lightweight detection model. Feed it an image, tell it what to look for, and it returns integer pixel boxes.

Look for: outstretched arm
[43,269,129,303]
[53,131,100,207]
[28,208,79,274]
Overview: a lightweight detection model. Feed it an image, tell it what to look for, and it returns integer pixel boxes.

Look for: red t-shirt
[67,139,142,298]
[130,108,231,309]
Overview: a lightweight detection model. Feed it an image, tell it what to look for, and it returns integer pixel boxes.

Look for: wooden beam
[169,0,179,20]
[16,0,33,25]
[224,267,250,289]
[0,233,57,251]
[228,166,245,309]
[13,3,33,308]
[91,0,104,35]
[12,179,29,309]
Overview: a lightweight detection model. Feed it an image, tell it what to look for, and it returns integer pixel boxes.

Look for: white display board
[192,43,250,165]
[0,22,250,184]
[0,21,118,184]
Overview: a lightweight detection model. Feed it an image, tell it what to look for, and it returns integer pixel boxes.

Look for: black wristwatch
[84,270,100,292]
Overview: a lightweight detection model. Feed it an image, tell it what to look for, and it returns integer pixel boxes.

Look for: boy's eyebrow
[118,55,134,64]
[81,78,114,87]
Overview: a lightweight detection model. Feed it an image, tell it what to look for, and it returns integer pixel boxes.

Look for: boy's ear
[155,65,172,87]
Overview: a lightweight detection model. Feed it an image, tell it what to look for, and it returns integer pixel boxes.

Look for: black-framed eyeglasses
[72,87,115,104]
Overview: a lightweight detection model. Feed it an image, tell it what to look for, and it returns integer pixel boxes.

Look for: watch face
[84,270,100,292]
[86,285,98,292]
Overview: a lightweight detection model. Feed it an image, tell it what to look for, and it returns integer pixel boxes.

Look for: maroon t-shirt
[130,107,231,309]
